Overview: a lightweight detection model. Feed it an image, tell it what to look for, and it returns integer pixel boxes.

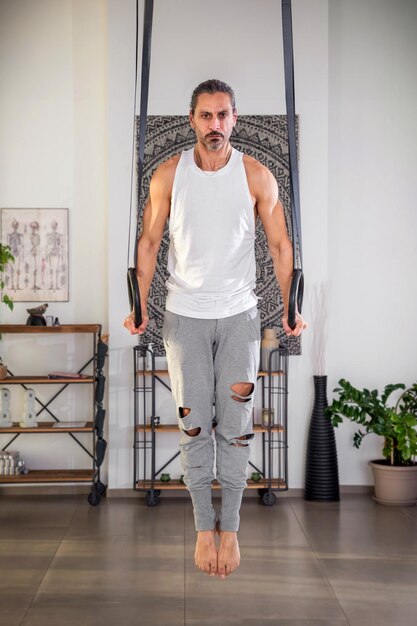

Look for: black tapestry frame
[136,115,301,356]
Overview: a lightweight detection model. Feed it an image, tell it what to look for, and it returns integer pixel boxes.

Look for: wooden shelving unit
[1,376,95,385]
[135,423,285,433]
[0,421,94,433]
[136,369,286,377]
[133,346,289,507]
[0,324,107,505]
[135,478,287,491]
[0,469,95,483]
[0,324,101,334]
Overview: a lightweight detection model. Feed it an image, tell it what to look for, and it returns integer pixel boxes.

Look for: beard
[203,132,225,151]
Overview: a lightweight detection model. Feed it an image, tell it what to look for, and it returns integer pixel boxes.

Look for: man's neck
[194,142,232,172]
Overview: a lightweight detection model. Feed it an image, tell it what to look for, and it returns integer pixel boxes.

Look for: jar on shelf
[261,328,280,372]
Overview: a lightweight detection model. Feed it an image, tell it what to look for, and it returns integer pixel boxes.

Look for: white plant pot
[369,460,417,506]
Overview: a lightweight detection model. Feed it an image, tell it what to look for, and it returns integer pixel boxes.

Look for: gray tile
[184,499,311,549]
[290,498,417,558]
[187,621,348,626]
[400,505,417,523]
[0,495,81,538]
[22,535,185,626]
[65,497,186,538]
[319,555,417,626]
[0,539,60,625]
[22,601,183,625]
[185,544,347,623]
[22,601,184,626]
[0,494,415,626]
[235,500,311,547]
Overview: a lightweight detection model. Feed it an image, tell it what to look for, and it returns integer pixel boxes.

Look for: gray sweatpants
[162,306,260,532]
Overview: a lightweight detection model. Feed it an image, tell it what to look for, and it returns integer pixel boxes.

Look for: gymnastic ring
[127,267,142,328]
[287,268,304,330]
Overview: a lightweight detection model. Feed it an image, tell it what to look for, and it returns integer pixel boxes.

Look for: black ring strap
[282,0,304,330]
[128,0,304,333]
[127,0,154,328]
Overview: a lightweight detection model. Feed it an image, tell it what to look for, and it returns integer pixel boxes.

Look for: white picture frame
[1,208,69,302]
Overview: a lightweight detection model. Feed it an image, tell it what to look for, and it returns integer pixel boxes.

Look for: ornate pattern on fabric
[135,115,301,356]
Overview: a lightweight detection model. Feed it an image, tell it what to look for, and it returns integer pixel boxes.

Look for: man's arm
[245,157,306,337]
[124,156,179,335]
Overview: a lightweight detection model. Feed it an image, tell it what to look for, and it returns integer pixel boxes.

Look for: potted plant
[0,243,14,378]
[326,378,417,505]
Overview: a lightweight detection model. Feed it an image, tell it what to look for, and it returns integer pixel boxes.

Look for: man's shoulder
[154,154,182,178]
[151,154,182,193]
[242,153,274,184]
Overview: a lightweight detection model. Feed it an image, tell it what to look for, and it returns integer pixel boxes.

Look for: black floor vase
[305,375,340,501]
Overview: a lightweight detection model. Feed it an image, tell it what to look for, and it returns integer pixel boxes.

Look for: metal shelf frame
[0,325,107,505]
[133,344,289,507]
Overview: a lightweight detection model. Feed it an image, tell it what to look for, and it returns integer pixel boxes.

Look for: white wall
[107,0,329,489]
[0,0,107,475]
[328,0,417,483]
[2,0,416,491]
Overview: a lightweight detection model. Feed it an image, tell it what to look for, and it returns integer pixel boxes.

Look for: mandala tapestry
[136,115,301,356]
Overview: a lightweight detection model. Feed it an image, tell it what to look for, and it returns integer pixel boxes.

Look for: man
[124,79,307,579]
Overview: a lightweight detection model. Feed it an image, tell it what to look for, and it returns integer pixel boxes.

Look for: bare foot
[217,531,240,579]
[194,530,217,576]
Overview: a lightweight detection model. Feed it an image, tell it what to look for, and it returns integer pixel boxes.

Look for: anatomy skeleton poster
[1,208,69,302]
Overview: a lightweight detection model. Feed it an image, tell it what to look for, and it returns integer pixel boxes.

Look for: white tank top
[166,147,258,318]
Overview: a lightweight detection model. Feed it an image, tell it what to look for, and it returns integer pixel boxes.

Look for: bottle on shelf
[145,342,154,371]
[261,328,280,372]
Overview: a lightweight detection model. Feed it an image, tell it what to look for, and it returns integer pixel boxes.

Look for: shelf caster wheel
[262,491,276,507]
[257,488,268,498]
[145,490,160,507]
[88,491,101,507]
[95,481,107,497]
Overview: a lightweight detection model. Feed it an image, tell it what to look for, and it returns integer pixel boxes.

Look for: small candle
[262,408,275,427]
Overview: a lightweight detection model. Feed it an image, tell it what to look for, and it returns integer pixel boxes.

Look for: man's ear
[189,111,194,128]
[233,109,238,126]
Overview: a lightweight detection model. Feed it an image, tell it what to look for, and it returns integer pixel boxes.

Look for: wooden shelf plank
[0,376,95,384]
[0,469,95,483]
[136,478,287,491]
[0,421,94,433]
[136,369,285,377]
[257,370,286,377]
[136,423,285,433]
[253,424,285,433]
[136,424,179,432]
[0,324,101,334]
[136,370,170,376]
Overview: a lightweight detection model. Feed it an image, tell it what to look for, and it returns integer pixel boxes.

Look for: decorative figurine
[20,388,38,428]
[0,388,12,428]
[26,303,48,326]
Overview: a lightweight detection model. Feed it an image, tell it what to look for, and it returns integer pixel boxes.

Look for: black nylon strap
[282,0,303,270]
[127,0,154,329]
[133,0,154,268]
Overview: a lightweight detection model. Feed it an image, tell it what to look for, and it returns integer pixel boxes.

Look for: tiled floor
[1,494,417,625]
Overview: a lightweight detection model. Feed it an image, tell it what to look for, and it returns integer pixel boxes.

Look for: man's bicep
[256,175,290,250]
[141,173,171,246]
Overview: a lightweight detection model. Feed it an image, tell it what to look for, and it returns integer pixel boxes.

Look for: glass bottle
[261,328,280,372]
